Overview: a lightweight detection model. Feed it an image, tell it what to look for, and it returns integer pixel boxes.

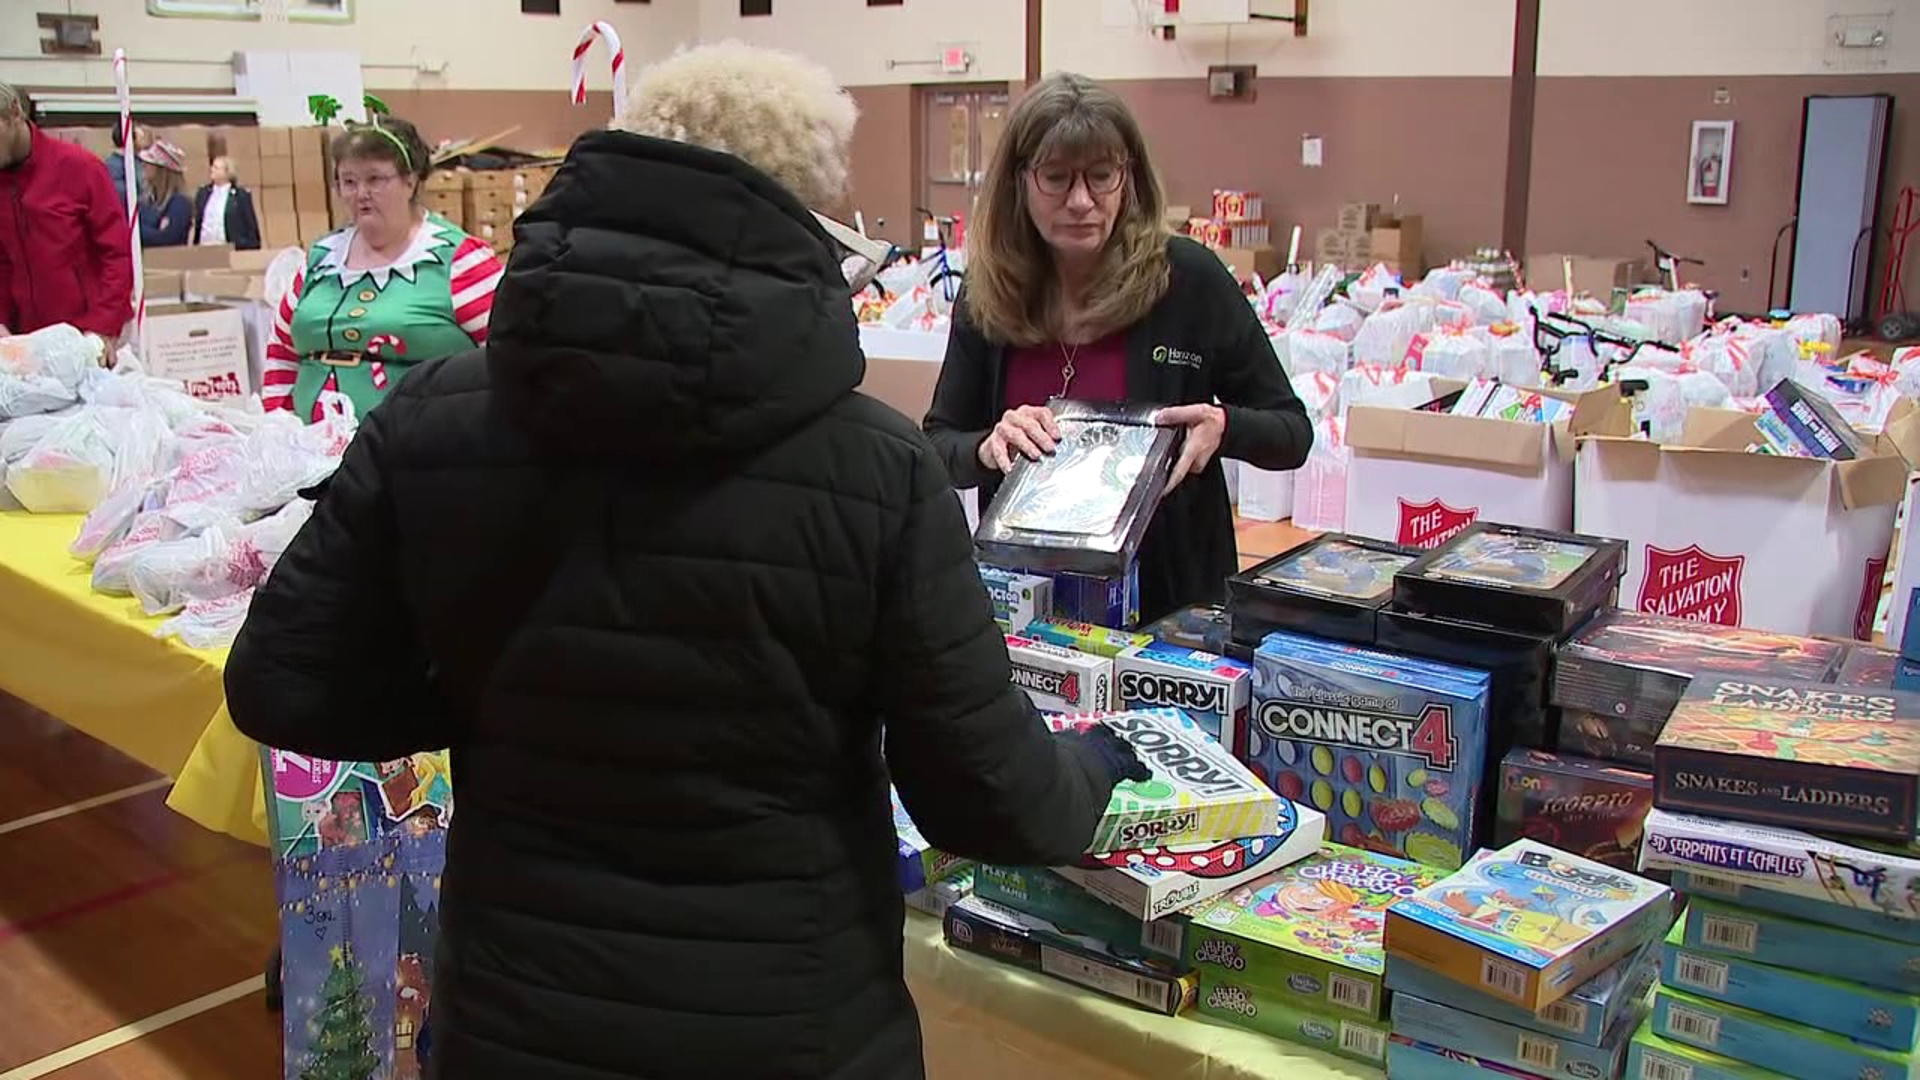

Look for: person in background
[0,79,131,345]
[225,42,1143,1080]
[191,156,261,249]
[263,112,500,422]
[923,72,1312,625]
[136,139,193,247]
[104,121,149,207]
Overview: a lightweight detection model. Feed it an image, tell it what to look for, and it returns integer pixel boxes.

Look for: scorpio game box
[1653,678,1920,842]
[975,400,1178,577]
[1393,523,1626,636]
[1496,748,1653,873]
[1004,634,1115,714]
[1044,709,1279,853]
[1113,642,1251,748]
[1639,808,1920,925]
[942,896,1198,1016]
[1248,631,1492,869]
[1227,533,1422,648]
[1386,937,1661,1047]
[1385,839,1674,1011]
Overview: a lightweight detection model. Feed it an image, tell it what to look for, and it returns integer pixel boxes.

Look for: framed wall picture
[1687,119,1734,205]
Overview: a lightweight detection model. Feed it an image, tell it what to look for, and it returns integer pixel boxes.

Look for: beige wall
[1539,0,1920,77]
[695,0,1026,86]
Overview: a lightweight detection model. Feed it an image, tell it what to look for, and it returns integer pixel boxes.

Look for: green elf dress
[266,212,503,422]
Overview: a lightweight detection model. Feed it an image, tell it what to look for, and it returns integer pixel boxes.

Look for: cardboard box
[1345,381,1629,548]
[1527,254,1645,298]
[260,188,296,218]
[221,126,261,161]
[146,245,234,272]
[1005,635,1113,713]
[229,249,277,273]
[1215,246,1281,284]
[141,302,251,402]
[263,211,300,250]
[466,169,518,194]
[157,125,211,190]
[422,191,467,228]
[46,126,115,158]
[183,269,265,303]
[289,126,325,164]
[257,157,295,188]
[259,126,293,158]
[424,171,467,194]
[297,210,333,244]
[1575,405,1920,636]
[143,270,184,307]
[227,154,264,190]
[1338,201,1382,233]
[1369,215,1424,276]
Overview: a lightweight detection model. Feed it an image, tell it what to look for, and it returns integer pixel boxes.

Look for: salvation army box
[1345,382,1628,549]
[142,302,252,403]
[1575,406,1920,638]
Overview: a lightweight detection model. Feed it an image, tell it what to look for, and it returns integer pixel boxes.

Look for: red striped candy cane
[114,49,145,353]
[571,21,627,119]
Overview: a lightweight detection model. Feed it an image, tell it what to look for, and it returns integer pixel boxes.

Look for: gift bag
[1291,417,1348,532]
[1237,466,1295,522]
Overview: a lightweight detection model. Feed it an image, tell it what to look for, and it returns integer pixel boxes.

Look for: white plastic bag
[93,508,202,595]
[1679,332,1758,397]
[1310,302,1364,342]
[1409,267,1472,303]
[1276,329,1350,376]
[127,527,241,616]
[1291,417,1348,532]
[1457,284,1507,325]
[0,325,97,419]
[1346,265,1402,314]
[1624,289,1710,345]
[5,409,118,512]
[1411,328,1492,379]
[1237,466,1294,523]
[1612,366,1689,443]
[156,589,255,650]
[71,477,165,562]
[1486,325,1541,386]
[1289,370,1341,420]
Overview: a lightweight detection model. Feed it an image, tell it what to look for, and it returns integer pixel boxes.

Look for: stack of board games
[905,869,973,919]
[1246,630,1493,870]
[1552,610,1845,769]
[977,565,1052,633]
[1049,563,1143,629]
[1043,709,1280,852]
[1142,603,1231,654]
[1375,603,1565,762]
[974,400,1179,577]
[1005,633,1117,713]
[943,895,1200,1015]
[1393,522,1626,637]
[1496,748,1653,873]
[1225,533,1420,650]
[1636,808,1920,1080]
[1112,641,1251,748]
[1182,843,1444,1068]
[1023,618,1154,659]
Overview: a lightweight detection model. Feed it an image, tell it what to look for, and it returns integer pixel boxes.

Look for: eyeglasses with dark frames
[1027,160,1128,198]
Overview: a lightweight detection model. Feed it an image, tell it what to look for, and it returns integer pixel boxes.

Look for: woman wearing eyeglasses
[923,73,1312,625]
[264,113,503,422]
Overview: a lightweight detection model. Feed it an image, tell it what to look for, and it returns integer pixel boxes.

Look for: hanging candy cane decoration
[570,21,628,119]
[114,48,145,353]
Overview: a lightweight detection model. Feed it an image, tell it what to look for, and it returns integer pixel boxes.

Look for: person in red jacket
[0,81,133,344]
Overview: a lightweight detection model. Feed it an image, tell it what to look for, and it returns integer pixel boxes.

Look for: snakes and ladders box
[1639,809,1920,926]
[1004,634,1113,714]
[1668,868,1920,944]
[942,896,1199,1016]
[1043,709,1279,852]
[1652,985,1920,1080]
[1113,642,1251,748]
[1386,839,1674,1010]
[1496,749,1654,873]
[1053,796,1326,922]
[1388,937,1661,1047]
[891,788,969,894]
[1386,1036,1557,1080]
[1248,630,1492,869]
[1653,677,1920,842]
[977,566,1051,632]
[1392,990,1641,1080]
[1022,618,1153,659]
[1660,919,1920,1051]
[1626,1025,1790,1080]
[1197,974,1391,1066]
[1182,843,1441,1021]
[974,864,1187,960]
[1682,895,1920,994]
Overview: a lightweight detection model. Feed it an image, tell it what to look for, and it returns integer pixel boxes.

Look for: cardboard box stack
[1188,190,1279,284]
[463,166,560,257]
[1628,678,1920,1080]
[1318,201,1424,276]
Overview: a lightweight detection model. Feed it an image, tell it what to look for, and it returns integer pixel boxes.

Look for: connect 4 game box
[1114,641,1251,747]
[1248,630,1492,869]
[1005,633,1115,713]
[1045,709,1279,853]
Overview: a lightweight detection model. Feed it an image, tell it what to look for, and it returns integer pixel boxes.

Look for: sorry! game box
[1045,709,1279,853]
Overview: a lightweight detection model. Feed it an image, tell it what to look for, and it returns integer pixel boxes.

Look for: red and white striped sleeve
[450,236,505,345]
[263,268,306,413]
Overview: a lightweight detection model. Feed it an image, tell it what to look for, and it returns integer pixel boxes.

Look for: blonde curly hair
[612,42,858,210]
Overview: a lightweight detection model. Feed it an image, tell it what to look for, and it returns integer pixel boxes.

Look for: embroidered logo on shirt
[1152,345,1204,369]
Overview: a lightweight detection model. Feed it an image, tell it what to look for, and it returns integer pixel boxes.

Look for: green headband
[307,93,413,172]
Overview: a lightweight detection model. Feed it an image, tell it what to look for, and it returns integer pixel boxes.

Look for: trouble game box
[1386,937,1660,1047]
[1044,709,1279,852]
[1653,677,1920,841]
[1226,533,1420,648]
[943,896,1198,1016]
[1248,631,1492,869]
[1113,641,1251,747]
[1005,634,1115,714]
[1639,808,1920,925]
[1496,748,1652,872]
[1393,522,1626,636]
[1391,990,1640,1079]
[1626,1025,1789,1080]
[1669,868,1920,943]
[1385,838,1674,1010]
[1652,984,1920,1080]
[1682,895,1920,994]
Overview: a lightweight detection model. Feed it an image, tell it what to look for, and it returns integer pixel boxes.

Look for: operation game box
[1376,605,1563,753]
[1044,709,1279,853]
[1660,918,1920,1051]
[975,400,1178,577]
[973,864,1186,959]
[1054,795,1326,921]
[1393,522,1626,637]
[1652,985,1920,1080]
[1248,630,1492,869]
[1385,839,1674,1011]
[1639,808,1920,925]
[1022,618,1154,659]
[1113,642,1251,748]
[1496,748,1653,872]
[1386,1036,1556,1080]
[977,565,1052,633]
[1226,533,1421,648]
[1387,937,1661,1047]
[1626,1025,1791,1080]
[1392,990,1641,1080]
[942,896,1198,1016]
[1653,677,1920,842]
[892,787,969,894]
[1005,634,1115,714]
[1682,895,1920,994]
[1197,974,1391,1066]
[1182,843,1440,1021]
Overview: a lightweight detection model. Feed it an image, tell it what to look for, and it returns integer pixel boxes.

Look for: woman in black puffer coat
[226,43,1143,1080]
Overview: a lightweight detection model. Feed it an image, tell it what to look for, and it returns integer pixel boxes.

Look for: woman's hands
[977,404,1061,473]
[1157,403,1226,490]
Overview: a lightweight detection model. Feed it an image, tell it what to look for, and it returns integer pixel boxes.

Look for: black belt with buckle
[308,350,366,368]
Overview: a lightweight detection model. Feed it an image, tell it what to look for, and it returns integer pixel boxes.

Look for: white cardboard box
[1344,382,1627,549]
[1575,407,1919,637]
[1005,635,1115,714]
[1236,466,1295,522]
[142,302,251,403]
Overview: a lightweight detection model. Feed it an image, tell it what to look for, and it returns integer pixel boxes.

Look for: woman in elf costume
[266,100,502,421]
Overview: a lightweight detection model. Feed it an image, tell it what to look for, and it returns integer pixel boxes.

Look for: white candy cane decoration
[571,21,627,119]
[114,49,145,351]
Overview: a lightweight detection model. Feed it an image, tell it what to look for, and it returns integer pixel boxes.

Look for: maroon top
[1002,332,1128,409]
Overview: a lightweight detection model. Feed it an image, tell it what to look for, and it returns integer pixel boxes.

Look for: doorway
[915,84,1010,251]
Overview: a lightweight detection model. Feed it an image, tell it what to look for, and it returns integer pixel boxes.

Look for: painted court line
[0,778,173,838]
[0,975,266,1080]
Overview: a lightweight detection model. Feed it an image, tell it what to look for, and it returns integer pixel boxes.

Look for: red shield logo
[1396,498,1480,549]
[1858,554,1890,641]
[1638,544,1745,625]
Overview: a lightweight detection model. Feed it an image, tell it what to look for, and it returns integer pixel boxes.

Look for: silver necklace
[1058,341,1081,398]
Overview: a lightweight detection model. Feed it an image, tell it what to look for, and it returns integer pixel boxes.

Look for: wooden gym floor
[0,516,1312,1079]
